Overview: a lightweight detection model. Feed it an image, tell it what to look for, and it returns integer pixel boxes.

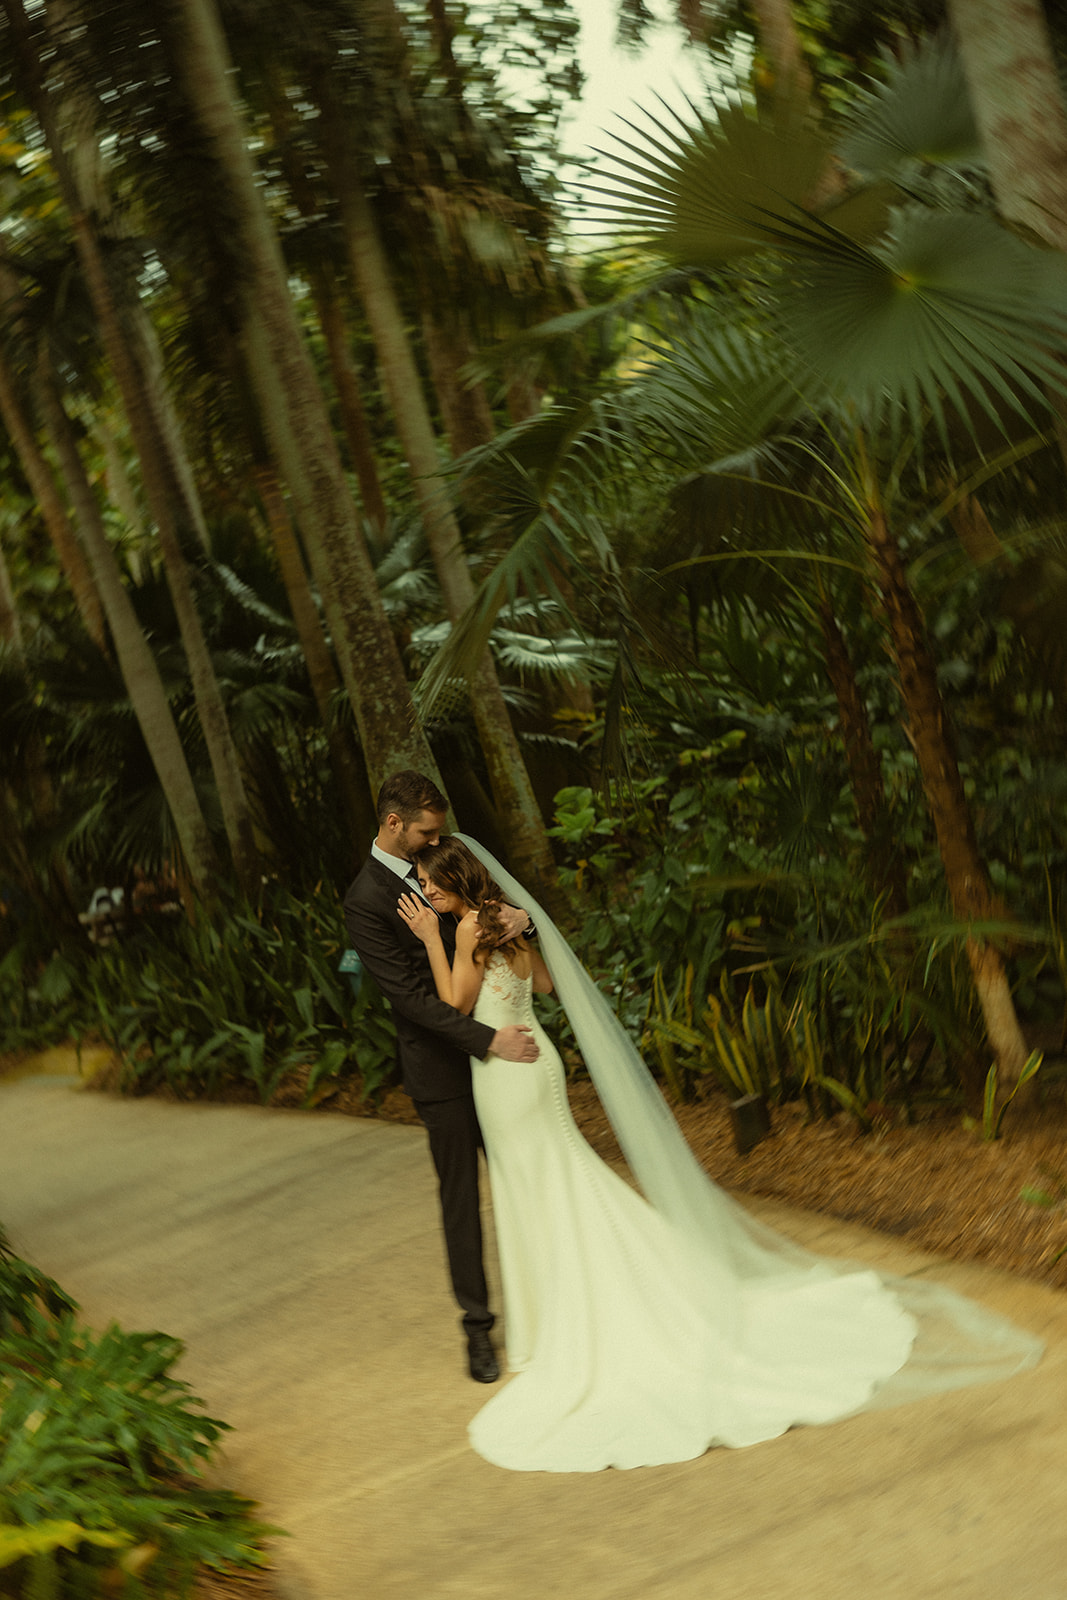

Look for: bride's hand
[397,892,440,944]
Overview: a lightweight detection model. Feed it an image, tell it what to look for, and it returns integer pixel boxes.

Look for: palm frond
[838,33,982,180]
[585,97,830,261]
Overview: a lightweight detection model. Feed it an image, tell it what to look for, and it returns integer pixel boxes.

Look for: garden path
[2,1067,1066,1600]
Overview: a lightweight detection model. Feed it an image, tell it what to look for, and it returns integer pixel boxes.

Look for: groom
[343,769,538,1383]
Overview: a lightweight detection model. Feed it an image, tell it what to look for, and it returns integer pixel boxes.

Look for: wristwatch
[520,917,537,941]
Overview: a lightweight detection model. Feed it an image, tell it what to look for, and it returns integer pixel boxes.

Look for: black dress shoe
[467,1329,500,1384]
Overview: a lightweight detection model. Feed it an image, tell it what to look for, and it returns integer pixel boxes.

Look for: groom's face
[392,808,447,860]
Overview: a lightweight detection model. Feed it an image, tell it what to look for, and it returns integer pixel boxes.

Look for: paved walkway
[2,1066,1066,1600]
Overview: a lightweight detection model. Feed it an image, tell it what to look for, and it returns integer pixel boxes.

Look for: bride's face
[418,870,465,918]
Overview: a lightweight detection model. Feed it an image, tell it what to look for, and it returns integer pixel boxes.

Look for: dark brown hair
[414,837,518,960]
[376,770,448,827]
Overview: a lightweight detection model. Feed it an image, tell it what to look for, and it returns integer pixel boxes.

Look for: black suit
[343,855,497,1332]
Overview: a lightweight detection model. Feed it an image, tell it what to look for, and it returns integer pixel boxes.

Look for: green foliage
[971,1050,1044,1141]
[0,1241,275,1599]
[0,1230,78,1338]
[0,886,398,1107]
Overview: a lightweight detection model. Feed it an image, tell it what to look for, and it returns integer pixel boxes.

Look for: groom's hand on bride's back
[489,1026,538,1062]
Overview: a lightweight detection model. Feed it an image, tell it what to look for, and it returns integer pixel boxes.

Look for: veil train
[459,834,1043,1411]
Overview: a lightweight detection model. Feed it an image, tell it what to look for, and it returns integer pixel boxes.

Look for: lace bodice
[473,951,535,1031]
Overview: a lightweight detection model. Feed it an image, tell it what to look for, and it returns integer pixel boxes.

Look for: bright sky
[561,0,711,162]
[554,0,722,235]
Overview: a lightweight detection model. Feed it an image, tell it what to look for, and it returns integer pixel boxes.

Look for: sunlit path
[2,1073,1065,1600]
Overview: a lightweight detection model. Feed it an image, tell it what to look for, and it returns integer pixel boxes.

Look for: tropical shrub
[0,1230,274,1599]
[0,886,398,1107]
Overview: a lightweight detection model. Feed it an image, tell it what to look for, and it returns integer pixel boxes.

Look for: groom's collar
[370,840,434,907]
[371,840,415,880]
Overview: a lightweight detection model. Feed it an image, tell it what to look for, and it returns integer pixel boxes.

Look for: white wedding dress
[470,953,918,1472]
[458,837,1043,1476]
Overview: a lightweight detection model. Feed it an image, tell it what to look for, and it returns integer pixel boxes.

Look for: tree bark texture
[816,598,909,922]
[0,527,21,653]
[421,310,496,461]
[36,363,222,891]
[167,0,446,801]
[750,0,813,104]
[310,269,390,543]
[0,341,108,655]
[947,0,1067,251]
[863,506,1029,1081]
[324,142,560,900]
[252,461,376,859]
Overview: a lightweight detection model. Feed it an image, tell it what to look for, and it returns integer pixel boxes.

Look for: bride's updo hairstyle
[413,837,517,960]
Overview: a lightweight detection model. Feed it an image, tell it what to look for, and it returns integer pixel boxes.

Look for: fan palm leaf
[837,32,983,180]
[587,97,1067,443]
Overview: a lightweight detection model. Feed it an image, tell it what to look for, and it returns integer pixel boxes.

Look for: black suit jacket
[343,856,495,1102]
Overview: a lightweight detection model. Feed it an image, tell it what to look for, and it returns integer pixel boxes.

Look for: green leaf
[0,1520,131,1569]
[586,97,831,262]
[838,33,982,178]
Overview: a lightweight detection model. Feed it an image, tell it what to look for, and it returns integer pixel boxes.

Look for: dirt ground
[354,1074,1067,1293]
[121,1050,1067,1295]
[8,1045,1067,1600]
[568,1079,1067,1291]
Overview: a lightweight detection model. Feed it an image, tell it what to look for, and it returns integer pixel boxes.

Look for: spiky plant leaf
[838,33,982,179]
[589,98,1067,441]
[587,98,831,261]
[781,207,1067,434]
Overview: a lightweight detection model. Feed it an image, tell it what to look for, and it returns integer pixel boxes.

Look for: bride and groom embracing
[344,770,1042,1474]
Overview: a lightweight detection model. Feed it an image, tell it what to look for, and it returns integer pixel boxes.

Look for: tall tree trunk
[947,0,1067,252]
[816,596,909,921]
[0,524,21,653]
[749,0,813,104]
[947,0,1067,466]
[9,0,262,896]
[68,207,261,896]
[35,362,222,892]
[421,310,496,461]
[319,107,559,900]
[309,268,390,546]
[862,501,1028,1084]
[252,461,376,859]
[92,412,149,580]
[164,0,446,801]
[0,340,108,655]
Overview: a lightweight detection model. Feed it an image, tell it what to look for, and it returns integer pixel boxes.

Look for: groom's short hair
[376,770,449,826]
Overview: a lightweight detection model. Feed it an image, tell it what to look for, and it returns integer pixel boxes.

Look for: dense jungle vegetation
[4,0,1067,1137]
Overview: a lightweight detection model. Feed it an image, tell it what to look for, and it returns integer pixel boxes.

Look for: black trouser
[414,1092,493,1335]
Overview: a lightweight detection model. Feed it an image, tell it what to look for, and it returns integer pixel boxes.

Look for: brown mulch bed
[565,1079,1067,1291]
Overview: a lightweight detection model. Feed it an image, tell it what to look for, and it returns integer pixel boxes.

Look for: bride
[398,835,1042,1474]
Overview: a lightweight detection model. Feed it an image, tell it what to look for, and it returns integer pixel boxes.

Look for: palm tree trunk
[0,341,108,656]
[749,0,813,103]
[863,502,1029,1083]
[947,0,1067,466]
[421,310,496,460]
[252,461,376,858]
[947,0,1067,252]
[164,0,446,801]
[92,412,149,580]
[35,362,222,893]
[12,0,262,896]
[0,526,21,653]
[817,596,909,922]
[320,114,559,899]
[309,267,390,547]
[67,209,261,896]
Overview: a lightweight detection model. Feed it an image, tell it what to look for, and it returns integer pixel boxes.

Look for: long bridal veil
[459,835,1042,1410]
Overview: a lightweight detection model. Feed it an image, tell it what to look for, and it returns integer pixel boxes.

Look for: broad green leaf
[839,33,982,178]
